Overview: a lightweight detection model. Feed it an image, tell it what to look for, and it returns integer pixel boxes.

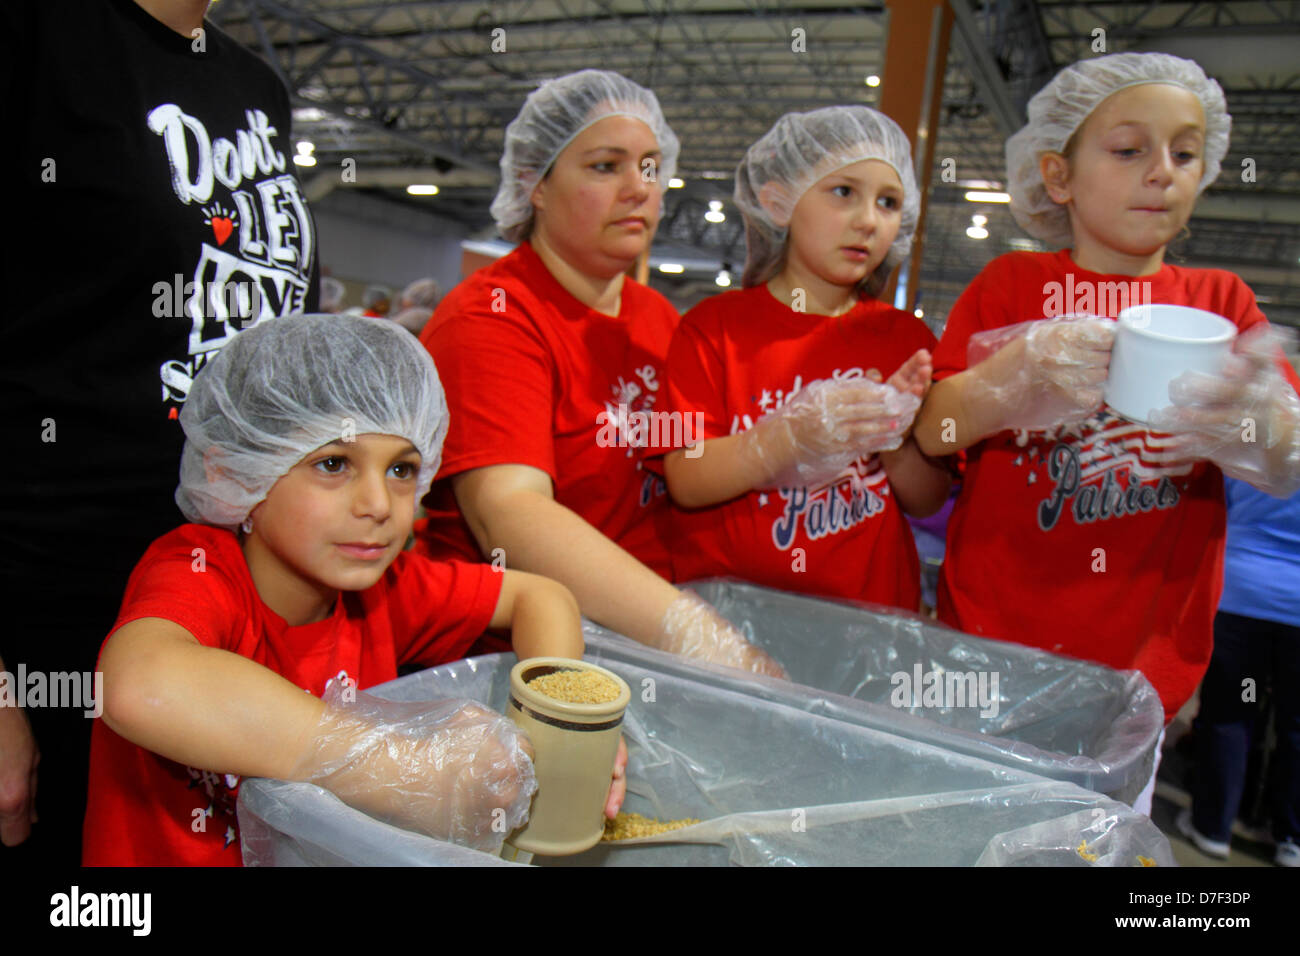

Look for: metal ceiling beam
[219,0,501,172]
[208,0,1300,310]
[222,6,888,46]
[946,0,1025,137]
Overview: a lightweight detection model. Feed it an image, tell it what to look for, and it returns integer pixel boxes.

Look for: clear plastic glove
[654,593,788,679]
[1146,327,1300,497]
[738,376,922,489]
[292,682,537,852]
[966,317,1115,432]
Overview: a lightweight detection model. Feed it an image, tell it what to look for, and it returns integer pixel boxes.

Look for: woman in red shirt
[415,70,781,676]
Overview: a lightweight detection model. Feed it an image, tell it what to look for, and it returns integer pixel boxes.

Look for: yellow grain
[602,812,700,841]
[526,669,621,704]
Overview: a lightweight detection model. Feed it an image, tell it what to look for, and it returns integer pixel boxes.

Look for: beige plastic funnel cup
[503,658,630,856]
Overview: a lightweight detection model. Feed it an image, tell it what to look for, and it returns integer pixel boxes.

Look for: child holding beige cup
[82,315,626,865]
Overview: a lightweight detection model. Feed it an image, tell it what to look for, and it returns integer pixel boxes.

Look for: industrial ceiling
[209,0,1300,330]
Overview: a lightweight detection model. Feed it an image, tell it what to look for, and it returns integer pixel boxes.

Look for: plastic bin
[238,652,1173,866]
[585,578,1164,805]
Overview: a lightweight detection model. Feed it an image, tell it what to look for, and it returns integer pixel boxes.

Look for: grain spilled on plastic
[526,669,621,704]
[602,812,701,841]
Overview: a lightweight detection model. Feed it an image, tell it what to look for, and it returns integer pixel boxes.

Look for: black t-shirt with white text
[1,0,319,651]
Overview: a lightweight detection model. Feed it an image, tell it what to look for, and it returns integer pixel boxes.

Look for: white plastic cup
[1104,304,1236,425]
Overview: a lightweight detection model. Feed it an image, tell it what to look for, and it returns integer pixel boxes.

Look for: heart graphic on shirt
[211,217,234,246]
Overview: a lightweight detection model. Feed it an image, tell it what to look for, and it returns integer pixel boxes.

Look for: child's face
[246,433,423,596]
[1048,83,1206,258]
[785,158,904,290]
[530,113,664,275]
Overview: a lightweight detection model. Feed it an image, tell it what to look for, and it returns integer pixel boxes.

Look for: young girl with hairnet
[650,106,950,608]
[414,69,783,678]
[913,54,1300,747]
[81,315,607,865]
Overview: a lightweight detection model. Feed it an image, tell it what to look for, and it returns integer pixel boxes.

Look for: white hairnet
[1006,52,1231,248]
[399,278,440,310]
[362,285,392,308]
[490,69,681,243]
[176,314,448,530]
[734,106,919,289]
[319,276,345,313]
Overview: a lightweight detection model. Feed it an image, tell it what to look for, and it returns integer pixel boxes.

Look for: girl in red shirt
[914,53,1300,728]
[654,106,951,609]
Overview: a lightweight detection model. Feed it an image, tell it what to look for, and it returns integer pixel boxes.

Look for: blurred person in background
[361,285,392,318]
[320,276,346,314]
[392,278,440,335]
[1179,349,1300,867]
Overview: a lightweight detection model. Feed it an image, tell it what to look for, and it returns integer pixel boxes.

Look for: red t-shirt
[82,524,504,867]
[413,242,678,580]
[650,284,937,609]
[931,250,1300,720]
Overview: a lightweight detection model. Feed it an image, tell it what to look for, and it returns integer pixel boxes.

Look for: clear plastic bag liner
[239,652,1173,866]
[584,578,1163,803]
[238,779,520,867]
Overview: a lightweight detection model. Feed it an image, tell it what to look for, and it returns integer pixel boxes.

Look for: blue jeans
[1192,609,1300,843]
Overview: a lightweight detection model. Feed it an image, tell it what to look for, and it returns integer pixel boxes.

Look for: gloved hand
[654,593,787,679]
[737,375,922,489]
[966,317,1115,432]
[1146,326,1300,497]
[292,682,537,852]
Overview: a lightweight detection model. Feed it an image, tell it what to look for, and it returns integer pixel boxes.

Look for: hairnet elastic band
[777,151,910,232]
[1054,77,1212,147]
[537,110,664,180]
